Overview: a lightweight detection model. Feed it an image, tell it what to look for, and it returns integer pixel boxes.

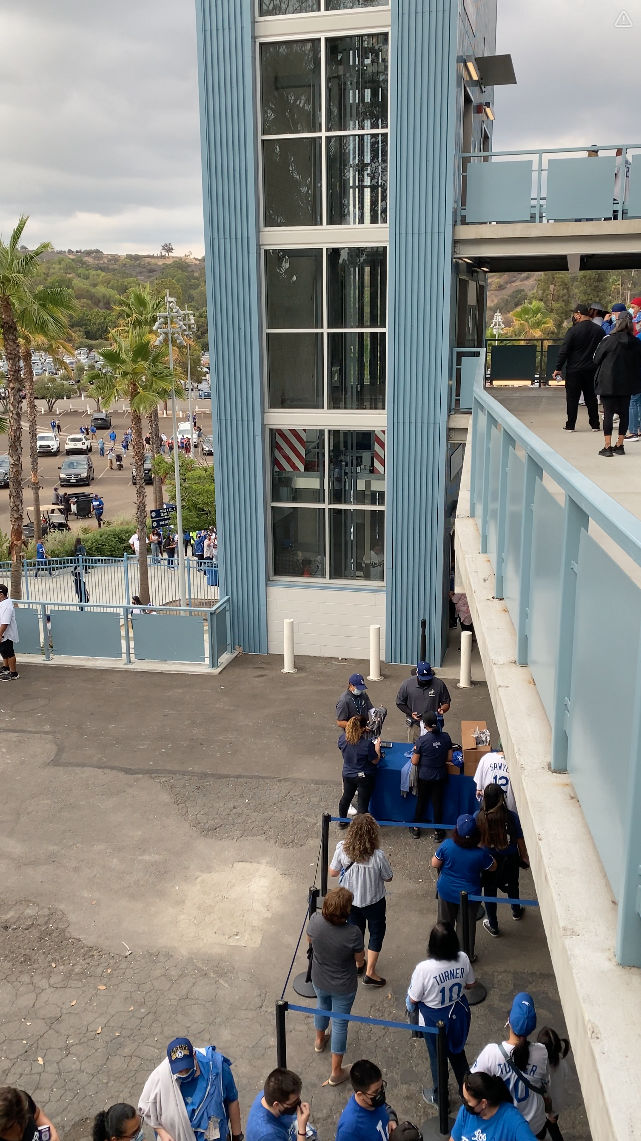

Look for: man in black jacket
[552,303,604,431]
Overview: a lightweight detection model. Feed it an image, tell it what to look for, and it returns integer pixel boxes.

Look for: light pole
[154,293,188,606]
[182,309,196,438]
[490,309,504,341]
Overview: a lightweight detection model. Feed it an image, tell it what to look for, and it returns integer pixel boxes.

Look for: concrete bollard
[282,618,297,674]
[458,630,473,688]
[367,624,383,681]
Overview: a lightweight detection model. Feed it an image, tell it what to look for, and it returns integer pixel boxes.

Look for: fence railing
[0,554,219,609]
[12,596,232,669]
[469,360,641,967]
[457,142,641,225]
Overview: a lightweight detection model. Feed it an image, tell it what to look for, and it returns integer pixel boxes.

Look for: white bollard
[282,618,297,674]
[367,624,383,681]
[458,630,473,688]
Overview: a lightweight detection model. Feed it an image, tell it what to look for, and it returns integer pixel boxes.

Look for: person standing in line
[0,584,20,680]
[396,662,451,743]
[306,887,365,1087]
[0,1086,60,1141]
[164,530,177,567]
[335,1060,397,1141]
[336,716,381,824]
[593,310,641,457]
[552,304,604,431]
[139,1037,243,1141]
[150,527,162,561]
[450,1072,538,1140]
[336,673,373,731]
[474,744,518,814]
[92,1104,143,1141]
[536,1028,572,1141]
[183,529,192,556]
[477,784,529,938]
[431,815,496,961]
[245,1069,310,1141]
[472,993,549,1139]
[204,531,216,566]
[409,712,452,840]
[330,813,392,986]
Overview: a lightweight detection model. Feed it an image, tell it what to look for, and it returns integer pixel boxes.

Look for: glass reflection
[273,506,325,577]
[326,0,387,7]
[329,430,385,505]
[265,250,322,330]
[271,429,324,503]
[327,247,387,328]
[261,41,321,135]
[327,134,387,225]
[326,35,388,132]
[260,0,319,13]
[263,138,322,227]
[329,332,386,409]
[330,509,384,580]
[267,333,324,409]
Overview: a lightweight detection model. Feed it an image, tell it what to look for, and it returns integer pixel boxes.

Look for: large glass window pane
[330,509,384,580]
[327,134,387,225]
[329,332,385,409]
[263,139,322,227]
[273,506,325,577]
[259,0,319,13]
[328,247,387,328]
[326,35,388,132]
[265,250,322,330]
[329,431,385,505]
[261,41,321,135]
[267,333,323,408]
[271,429,324,503]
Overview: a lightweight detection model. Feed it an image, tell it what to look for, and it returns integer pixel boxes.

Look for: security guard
[396,662,451,743]
[336,673,373,731]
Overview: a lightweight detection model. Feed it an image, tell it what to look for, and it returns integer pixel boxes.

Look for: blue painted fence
[469,353,641,967]
[10,598,232,670]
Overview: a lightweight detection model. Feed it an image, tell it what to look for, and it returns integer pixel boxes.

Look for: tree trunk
[149,405,164,510]
[0,295,24,598]
[131,404,150,605]
[21,343,42,542]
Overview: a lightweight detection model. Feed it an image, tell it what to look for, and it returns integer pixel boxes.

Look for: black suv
[0,455,8,489]
[131,455,153,485]
[59,456,94,486]
[91,412,112,429]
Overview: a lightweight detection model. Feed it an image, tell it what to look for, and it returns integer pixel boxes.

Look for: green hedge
[24,520,137,560]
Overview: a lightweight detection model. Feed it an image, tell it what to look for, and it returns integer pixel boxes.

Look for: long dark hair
[614,312,634,336]
[92,1105,138,1141]
[477,785,509,850]
[537,1026,570,1068]
[463,1071,512,1107]
[511,1036,533,1072]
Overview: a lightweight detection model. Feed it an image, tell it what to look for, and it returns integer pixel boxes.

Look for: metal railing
[469,350,641,966]
[0,554,220,608]
[456,142,641,224]
[11,596,232,669]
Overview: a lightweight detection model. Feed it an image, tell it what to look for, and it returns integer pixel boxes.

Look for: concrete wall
[455,438,641,1141]
[267,584,385,659]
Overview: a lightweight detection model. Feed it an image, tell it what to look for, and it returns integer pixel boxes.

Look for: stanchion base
[292,973,316,998]
[281,668,298,674]
[466,980,488,1006]
[420,1114,455,1139]
[456,682,473,689]
[367,676,383,682]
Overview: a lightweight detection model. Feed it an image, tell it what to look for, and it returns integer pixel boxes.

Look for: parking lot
[0,401,215,537]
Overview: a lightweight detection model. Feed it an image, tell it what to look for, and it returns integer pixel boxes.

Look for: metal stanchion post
[420,618,427,662]
[275,999,288,1068]
[320,812,331,898]
[460,890,487,1005]
[292,887,319,998]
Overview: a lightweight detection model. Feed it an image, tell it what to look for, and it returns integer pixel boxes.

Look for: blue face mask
[131,1129,145,1141]
[176,1066,195,1082]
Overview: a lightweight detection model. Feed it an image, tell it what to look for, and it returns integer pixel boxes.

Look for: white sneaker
[347,805,357,816]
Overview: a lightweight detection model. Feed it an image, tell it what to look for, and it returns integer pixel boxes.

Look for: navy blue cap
[349,673,367,693]
[167,1038,195,1073]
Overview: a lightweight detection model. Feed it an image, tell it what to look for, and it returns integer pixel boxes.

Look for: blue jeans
[312,986,356,1055]
[628,392,641,435]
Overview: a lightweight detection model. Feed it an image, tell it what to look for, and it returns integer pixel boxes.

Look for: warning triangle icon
[615,9,632,27]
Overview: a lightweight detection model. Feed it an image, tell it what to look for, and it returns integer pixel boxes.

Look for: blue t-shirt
[413,730,452,780]
[178,1050,238,1137]
[246,1093,297,1141]
[451,1101,536,1140]
[338,734,378,779]
[36,542,46,560]
[336,1095,390,1141]
[435,838,494,904]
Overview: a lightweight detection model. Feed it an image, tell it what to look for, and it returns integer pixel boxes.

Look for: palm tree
[507,300,556,340]
[17,287,76,541]
[100,331,173,604]
[0,217,53,597]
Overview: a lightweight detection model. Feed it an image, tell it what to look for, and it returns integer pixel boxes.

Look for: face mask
[369,1088,386,1109]
[176,1067,195,1082]
[280,1100,300,1117]
[464,1099,483,1117]
[131,1128,145,1141]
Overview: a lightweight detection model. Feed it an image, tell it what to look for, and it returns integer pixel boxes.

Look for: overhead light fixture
[480,266,490,272]
[464,57,480,82]
[483,102,495,121]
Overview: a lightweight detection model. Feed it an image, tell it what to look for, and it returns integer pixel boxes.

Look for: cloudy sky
[0,0,638,256]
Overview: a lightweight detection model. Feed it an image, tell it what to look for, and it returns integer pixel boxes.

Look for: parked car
[131,454,153,485]
[65,433,92,454]
[37,431,60,456]
[91,412,112,429]
[201,436,214,456]
[59,456,94,486]
[0,455,9,488]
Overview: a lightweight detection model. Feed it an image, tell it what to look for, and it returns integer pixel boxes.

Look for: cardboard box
[460,720,491,778]
[446,760,461,777]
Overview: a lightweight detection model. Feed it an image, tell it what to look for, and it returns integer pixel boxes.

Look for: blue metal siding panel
[386,0,459,664]
[195,0,268,654]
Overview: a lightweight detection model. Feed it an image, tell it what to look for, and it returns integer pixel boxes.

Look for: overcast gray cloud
[0,0,638,254]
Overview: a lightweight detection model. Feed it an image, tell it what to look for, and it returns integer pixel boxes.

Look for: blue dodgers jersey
[336,1096,390,1141]
[451,1101,536,1140]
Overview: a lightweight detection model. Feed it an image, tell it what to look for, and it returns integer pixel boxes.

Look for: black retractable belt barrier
[320,812,331,898]
[275,1000,288,1068]
[420,618,427,662]
[292,887,319,998]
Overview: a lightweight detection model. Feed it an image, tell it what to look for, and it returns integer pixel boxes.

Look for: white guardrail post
[282,618,297,674]
[367,624,383,681]
[458,629,473,688]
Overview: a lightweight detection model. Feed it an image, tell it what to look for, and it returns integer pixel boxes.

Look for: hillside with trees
[488,269,641,339]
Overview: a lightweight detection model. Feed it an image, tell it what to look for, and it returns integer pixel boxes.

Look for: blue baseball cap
[167,1037,195,1073]
[349,673,367,693]
[416,661,434,680]
[509,993,537,1037]
[456,814,478,839]
[611,303,627,313]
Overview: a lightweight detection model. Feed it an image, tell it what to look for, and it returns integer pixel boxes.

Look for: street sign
[150,509,171,524]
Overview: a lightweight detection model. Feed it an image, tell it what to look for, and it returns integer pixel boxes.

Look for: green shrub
[81,523,136,558]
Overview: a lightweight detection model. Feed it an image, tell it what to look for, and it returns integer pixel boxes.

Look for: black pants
[414,777,445,834]
[482,853,520,928]
[339,774,375,817]
[565,370,599,430]
[601,394,630,437]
